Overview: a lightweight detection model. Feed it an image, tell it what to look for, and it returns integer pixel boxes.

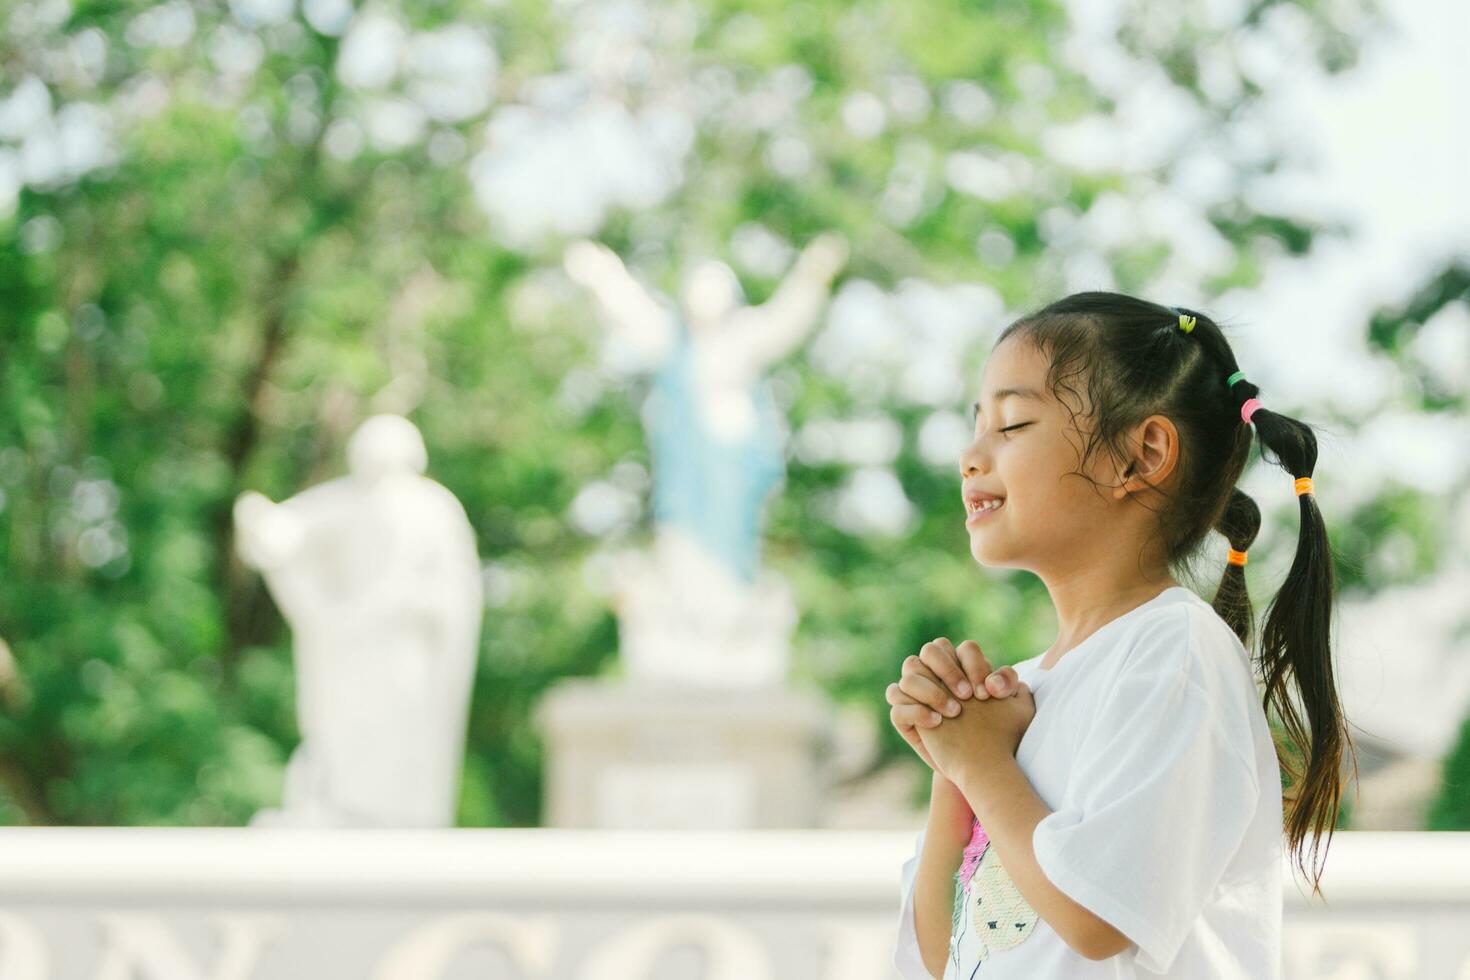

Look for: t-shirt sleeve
[1030,607,1260,973]
[894,827,935,980]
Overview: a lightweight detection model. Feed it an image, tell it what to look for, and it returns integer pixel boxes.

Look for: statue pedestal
[534,677,837,829]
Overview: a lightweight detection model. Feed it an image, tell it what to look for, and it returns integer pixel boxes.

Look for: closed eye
[1000,423,1031,435]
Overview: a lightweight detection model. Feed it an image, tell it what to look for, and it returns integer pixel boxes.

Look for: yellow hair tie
[1178,314,1196,334]
[1294,477,1314,496]
[1227,548,1248,567]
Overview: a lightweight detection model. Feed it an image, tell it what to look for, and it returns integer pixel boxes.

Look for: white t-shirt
[893,585,1284,979]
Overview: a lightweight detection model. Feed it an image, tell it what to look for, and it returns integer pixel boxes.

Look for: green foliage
[3,0,1440,832]
[1428,711,1470,830]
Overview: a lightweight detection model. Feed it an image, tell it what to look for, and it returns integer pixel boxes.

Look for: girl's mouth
[965,499,1005,526]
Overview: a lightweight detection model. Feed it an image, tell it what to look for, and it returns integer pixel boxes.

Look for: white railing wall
[1,829,1468,979]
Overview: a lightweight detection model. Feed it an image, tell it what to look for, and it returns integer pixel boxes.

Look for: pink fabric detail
[957,816,991,891]
[1240,398,1263,424]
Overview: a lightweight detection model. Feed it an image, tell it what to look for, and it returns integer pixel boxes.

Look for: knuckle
[958,641,990,668]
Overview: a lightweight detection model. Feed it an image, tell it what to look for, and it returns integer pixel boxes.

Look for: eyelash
[976,422,1030,437]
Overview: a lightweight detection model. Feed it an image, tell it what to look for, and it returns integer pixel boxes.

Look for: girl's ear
[1134,414,1180,487]
[1115,415,1179,497]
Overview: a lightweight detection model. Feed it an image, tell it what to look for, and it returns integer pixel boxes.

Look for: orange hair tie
[1226,548,1248,567]
[1294,477,1314,496]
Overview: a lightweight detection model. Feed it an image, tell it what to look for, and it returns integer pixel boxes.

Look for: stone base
[533,677,837,829]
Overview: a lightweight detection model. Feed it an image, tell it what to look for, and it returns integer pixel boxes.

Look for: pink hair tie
[1240,398,1263,424]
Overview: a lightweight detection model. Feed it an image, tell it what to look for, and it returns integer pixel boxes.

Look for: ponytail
[1211,487,1259,650]
[1212,372,1358,898]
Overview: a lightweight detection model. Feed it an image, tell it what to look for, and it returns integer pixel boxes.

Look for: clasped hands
[886,637,1036,785]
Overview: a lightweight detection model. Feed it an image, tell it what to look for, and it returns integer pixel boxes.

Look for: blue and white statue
[564,234,847,688]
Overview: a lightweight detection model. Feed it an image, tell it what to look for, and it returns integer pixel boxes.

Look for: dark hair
[995,290,1355,898]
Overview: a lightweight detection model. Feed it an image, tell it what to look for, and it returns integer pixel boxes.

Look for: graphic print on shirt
[949,816,1039,976]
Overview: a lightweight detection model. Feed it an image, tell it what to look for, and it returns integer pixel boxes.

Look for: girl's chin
[968,548,1021,571]
[967,530,1014,565]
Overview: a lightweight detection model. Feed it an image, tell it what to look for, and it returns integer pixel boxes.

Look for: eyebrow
[970,386,1044,420]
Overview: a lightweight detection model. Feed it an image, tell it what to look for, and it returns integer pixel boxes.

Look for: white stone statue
[563,234,847,689]
[234,415,483,827]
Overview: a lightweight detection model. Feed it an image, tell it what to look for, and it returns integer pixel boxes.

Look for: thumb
[986,667,1017,696]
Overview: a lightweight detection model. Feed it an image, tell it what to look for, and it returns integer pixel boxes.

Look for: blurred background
[1,0,1467,976]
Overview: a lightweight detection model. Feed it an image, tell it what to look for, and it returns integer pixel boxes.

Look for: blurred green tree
[0,0,1411,828]
[1374,260,1470,830]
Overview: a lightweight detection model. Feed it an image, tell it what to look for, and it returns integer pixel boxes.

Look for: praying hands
[886,638,1035,781]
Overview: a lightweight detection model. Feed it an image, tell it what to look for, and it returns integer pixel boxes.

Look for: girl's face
[958,336,1129,574]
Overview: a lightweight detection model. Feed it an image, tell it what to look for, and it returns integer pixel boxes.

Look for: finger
[985,666,1019,698]
[899,670,962,718]
[920,639,972,701]
[892,703,944,731]
[885,681,921,707]
[901,653,946,692]
[954,640,995,697]
[930,639,974,698]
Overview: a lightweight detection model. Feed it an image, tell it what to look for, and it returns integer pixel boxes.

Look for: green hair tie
[1177,313,1196,333]
[1226,370,1246,387]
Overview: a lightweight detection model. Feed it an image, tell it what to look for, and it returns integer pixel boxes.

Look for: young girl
[887,292,1354,979]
